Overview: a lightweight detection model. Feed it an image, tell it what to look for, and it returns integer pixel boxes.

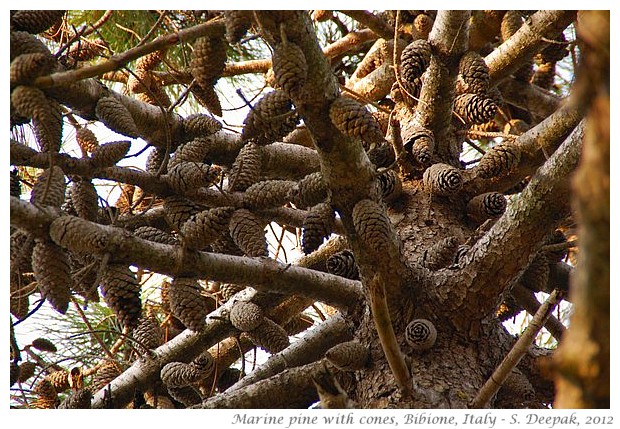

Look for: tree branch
[340,10,394,40]
[434,122,583,335]
[11,197,363,309]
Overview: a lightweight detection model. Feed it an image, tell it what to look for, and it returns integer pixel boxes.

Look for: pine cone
[67,252,100,303]
[539,34,569,63]
[228,209,268,257]
[17,361,37,383]
[10,362,20,387]
[33,378,58,408]
[10,52,56,86]
[169,277,208,331]
[145,147,167,174]
[95,96,140,138]
[11,10,66,34]
[325,340,369,371]
[458,51,490,96]
[228,142,262,192]
[241,90,299,145]
[135,84,171,108]
[500,10,523,41]
[422,236,459,270]
[165,161,221,193]
[244,318,290,354]
[400,39,432,91]
[90,361,121,393]
[211,233,245,256]
[467,192,507,223]
[377,170,402,203]
[11,85,63,152]
[160,362,199,388]
[182,114,222,139]
[70,178,99,221]
[133,315,163,354]
[31,240,72,314]
[224,10,253,44]
[10,30,51,60]
[302,202,335,254]
[401,123,434,165]
[283,315,313,336]
[190,36,228,88]
[543,229,568,264]
[10,169,22,198]
[367,143,395,168]
[134,226,178,245]
[422,163,463,196]
[31,337,57,353]
[46,370,70,393]
[48,216,109,255]
[352,199,393,255]
[163,195,205,231]
[167,385,202,407]
[405,319,437,350]
[181,207,234,250]
[243,180,296,210]
[454,93,497,125]
[76,126,99,153]
[414,13,434,39]
[136,49,166,71]
[329,96,385,147]
[326,249,360,280]
[229,301,264,332]
[126,68,152,94]
[475,142,521,179]
[100,264,142,330]
[291,171,328,208]
[220,283,246,301]
[191,83,222,117]
[272,41,307,99]
[89,140,131,168]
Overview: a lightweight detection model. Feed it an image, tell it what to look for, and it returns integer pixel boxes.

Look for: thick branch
[487,10,577,85]
[11,198,363,308]
[435,123,583,335]
[340,10,394,40]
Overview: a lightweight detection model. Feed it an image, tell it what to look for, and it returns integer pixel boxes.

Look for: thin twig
[70,298,117,362]
[470,289,562,408]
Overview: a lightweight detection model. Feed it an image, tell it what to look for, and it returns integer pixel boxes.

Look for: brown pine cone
[467,192,507,223]
[224,11,253,44]
[290,171,328,208]
[10,30,51,60]
[46,370,70,393]
[10,52,56,86]
[377,170,403,203]
[422,163,463,196]
[49,215,110,254]
[352,199,393,255]
[58,389,92,409]
[326,249,360,280]
[243,180,296,210]
[454,93,497,125]
[241,90,299,145]
[11,85,63,152]
[190,36,228,88]
[70,177,99,221]
[30,166,66,207]
[402,123,434,165]
[31,240,72,314]
[165,161,221,193]
[181,207,234,250]
[169,277,208,331]
[190,83,222,117]
[458,51,490,96]
[244,318,290,354]
[228,142,263,192]
[219,283,246,301]
[475,142,521,179]
[31,337,57,353]
[95,96,140,138]
[33,378,58,408]
[228,209,268,257]
[400,39,432,91]
[133,315,163,354]
[136,49,166,71]
[329,96,385,147]
[272,41,307,99]
[163,195,205,231]
[325,340,370,371]
[134,226,178,245]
[90,361,121,393]
[520,253,550,292]
[413,13,434,39]
[11,10,66,34]
[302,202,335,254]
[405,319,437,350]
[167,385,202,407]
[160,362,201,388]
[76,126,99,153]
[100,264,142,330]
[367,143,396,168]
[17,361,37,383]
[229,301,264,332]
[90,140,131,168]
[146,147,168,174]
[182,114,222,139]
